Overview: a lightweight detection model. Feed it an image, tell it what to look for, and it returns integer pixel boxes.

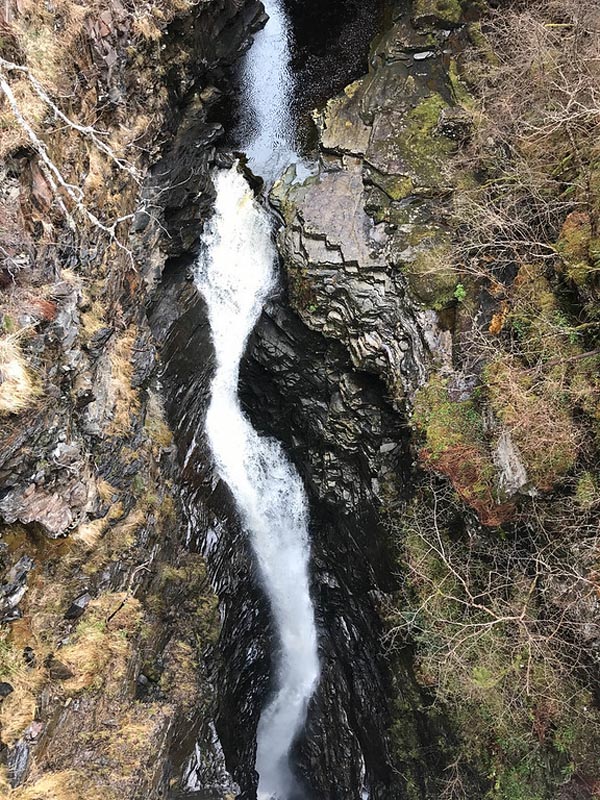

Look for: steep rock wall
[0,1,262,796]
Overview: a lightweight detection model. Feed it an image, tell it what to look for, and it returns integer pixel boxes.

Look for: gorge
[1,1,600,800]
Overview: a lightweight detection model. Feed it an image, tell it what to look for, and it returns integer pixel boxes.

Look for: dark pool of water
[219,0,383,158]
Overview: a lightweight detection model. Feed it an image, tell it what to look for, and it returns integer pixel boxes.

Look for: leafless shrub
[386,477,600,739]
[451,0,600,273]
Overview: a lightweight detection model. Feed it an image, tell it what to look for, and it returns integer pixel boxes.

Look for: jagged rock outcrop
[270,3,466,402]
[0,0,263,795]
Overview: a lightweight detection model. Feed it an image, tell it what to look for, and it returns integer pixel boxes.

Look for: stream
[195,1,319,797]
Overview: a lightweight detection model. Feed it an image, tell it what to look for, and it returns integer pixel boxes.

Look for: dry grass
[80,299,106,342]
[144,390,173,450]
[107,328,140,436]
[0,633,44,745]
[0,684,38,746]
[8,769,117,800]
[453,0,600,268]
[104,714,158,779]
[0,332,39,416]
[60,594,141,695]
[81,506,144,576]
[486,356,580,490]
[72,486,123,546]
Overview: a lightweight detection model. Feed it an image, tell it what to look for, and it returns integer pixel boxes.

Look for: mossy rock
[366,93,455,190]
[397,236,458,309]
[398,94,455,186]
[556,211,594,287]
[366,167,415,201]
[412,0,463,29]
[448,58,474,108]
[412,374,510,524]
[467,21,500,66]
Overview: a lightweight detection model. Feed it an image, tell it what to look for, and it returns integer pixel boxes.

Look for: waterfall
[197,167,319,798]
[195,3,319,796]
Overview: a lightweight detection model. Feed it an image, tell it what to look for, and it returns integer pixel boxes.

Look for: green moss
[412,375,507,522]
[556,211,594,287]
[369,169,414,201]
[413,0,463,27]
[395,93,455,186]
[402,240,457,309]
[131,472,145,495]
[413,374,484,459]
[467,21,500,65]
[509,264,576,361]
[1,314,16,333]
[575,471,598,509]
[448,58,474,107]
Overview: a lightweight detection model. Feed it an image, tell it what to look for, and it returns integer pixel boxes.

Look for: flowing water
[195,1,320,797]
[236,0,295,182]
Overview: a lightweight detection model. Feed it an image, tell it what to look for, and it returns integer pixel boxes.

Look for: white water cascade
[195,3,320,797]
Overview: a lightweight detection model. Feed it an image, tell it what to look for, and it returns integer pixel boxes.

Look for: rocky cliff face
[237,4,472,797]
[0,0,263,796]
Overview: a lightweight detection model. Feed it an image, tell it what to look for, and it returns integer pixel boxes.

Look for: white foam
[196,166,320,799]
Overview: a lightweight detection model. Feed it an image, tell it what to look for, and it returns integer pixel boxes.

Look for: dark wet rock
[0,682,14,699]
[0,555,34,622]
[64,591,92,620]
[44,655,74,681]
[241,299,452,799]
[7,739,30,787]
[131,324,156,389]
[412,0,464,30]
[181,721,240,797]
[150,273,271,800]
[86,326,114,358]
[51,286,81,351]
[1,607,22,623]
[272,160,430,401]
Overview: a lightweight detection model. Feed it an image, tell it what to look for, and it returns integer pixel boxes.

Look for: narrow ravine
[195,1,320,797]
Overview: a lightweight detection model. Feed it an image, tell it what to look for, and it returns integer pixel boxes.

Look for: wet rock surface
[271,2,469,402]
[150,270,273,800]
[0,0,264,796]
[240,297,454,799]
[242,304,408,798]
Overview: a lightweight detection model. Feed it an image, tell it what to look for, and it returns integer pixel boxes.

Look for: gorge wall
[1,1,600,799]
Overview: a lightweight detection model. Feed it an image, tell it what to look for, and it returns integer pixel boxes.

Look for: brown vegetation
[392,2,600,797]
[388,477,600,798]
[0,332,40,416]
